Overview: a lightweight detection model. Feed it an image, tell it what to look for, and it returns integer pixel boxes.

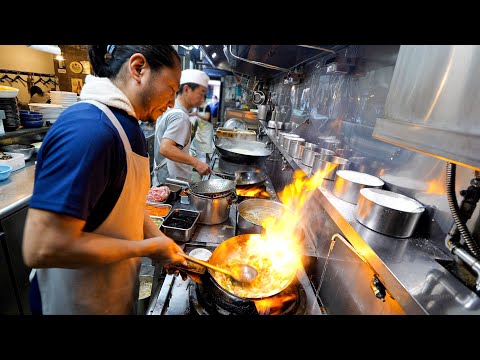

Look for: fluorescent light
[212,52,217,59]
[27,45,61,55]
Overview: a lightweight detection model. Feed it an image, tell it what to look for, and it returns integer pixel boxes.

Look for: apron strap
[80,100,132,153]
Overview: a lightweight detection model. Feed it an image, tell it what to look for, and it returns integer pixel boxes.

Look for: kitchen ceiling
[199,45,348,80]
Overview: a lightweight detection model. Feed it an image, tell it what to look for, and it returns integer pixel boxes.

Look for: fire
[237,166,336,298]
[236,186,271,198]
[254,293,297,315]
[426,177,444,195]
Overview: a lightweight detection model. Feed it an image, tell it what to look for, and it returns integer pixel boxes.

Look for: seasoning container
[332,170,384,204]
[161,209,200,242]
[283,134,300,152]
[355,188,425,238]
[288,137,305,159]
[311,154,350,180]
[302,147,334,167]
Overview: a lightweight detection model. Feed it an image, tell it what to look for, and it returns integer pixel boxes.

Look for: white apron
[37,100,150,315]
[191,105,214,154]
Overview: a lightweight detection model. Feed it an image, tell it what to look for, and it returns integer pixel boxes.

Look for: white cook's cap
[180,69,210,88]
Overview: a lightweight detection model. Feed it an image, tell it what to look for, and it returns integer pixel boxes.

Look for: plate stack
[49,91,79,109]
[28,103,64,124]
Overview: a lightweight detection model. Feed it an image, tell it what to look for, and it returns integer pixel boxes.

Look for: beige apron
[37,100,150,314]
[191,105,214,154]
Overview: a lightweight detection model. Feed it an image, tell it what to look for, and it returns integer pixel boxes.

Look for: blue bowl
[21,119,44,128]
[0,165,13,181]
[21,113,43,120]
[19,110,42,116]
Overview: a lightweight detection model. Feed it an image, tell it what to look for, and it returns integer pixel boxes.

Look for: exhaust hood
[199,45,345,80]
[373,45,480,171]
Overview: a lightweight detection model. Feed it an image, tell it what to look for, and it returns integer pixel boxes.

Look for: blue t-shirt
[30,102,148,232]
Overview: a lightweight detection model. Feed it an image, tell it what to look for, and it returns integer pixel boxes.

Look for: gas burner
[218,156,261,175]
[189,278,307,315]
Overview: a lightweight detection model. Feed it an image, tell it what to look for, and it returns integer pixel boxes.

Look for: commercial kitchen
[1,45,479,315]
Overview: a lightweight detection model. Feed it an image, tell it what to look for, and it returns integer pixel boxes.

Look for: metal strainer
[166,177,235,198]
[190,178,236,197]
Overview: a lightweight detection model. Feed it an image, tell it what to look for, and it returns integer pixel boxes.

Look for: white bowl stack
[28,103,64,124]
[50,91,79,109]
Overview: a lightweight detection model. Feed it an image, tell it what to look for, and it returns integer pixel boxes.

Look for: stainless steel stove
[146,152,323,315]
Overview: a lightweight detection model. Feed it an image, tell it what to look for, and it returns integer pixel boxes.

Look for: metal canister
[288,137,305,159]
[283,134,300,151]
[355,188,425,238]
[311,154,350,180]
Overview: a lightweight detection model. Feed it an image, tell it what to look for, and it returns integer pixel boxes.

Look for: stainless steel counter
[259,121,480,315]
[0,164,35,219]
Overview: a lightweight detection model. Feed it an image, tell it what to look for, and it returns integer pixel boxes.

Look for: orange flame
[217,165,338,301]
[426,178,445,195]
[250,166,337,293]
[254,293,297,315]
[236,186,271,198]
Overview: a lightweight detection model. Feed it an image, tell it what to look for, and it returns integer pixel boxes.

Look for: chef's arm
[22,208,186,269]
[160,138,212,175]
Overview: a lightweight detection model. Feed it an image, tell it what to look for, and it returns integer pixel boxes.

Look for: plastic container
[0,152,25,171]
[0,165,13,181]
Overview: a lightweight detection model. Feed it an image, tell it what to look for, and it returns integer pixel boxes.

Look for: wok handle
[177,252,236,279]
[166,178,189,187]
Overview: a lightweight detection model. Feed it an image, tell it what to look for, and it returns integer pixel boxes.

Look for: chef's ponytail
[88,45,180,79]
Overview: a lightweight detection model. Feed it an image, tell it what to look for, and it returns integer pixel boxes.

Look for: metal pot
[257,105,268,120]
[214,137,272,165]
[355,188,425,238]
[311,154,350,180]
[206,234,297,299]
[237,199,286,234]
[332,170,384,204]
[301,146,335,167]
[288,138,305,159]
[189,190,236,225]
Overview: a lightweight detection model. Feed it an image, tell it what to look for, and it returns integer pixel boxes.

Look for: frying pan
[214,137,272,165]
[207,234,297,299]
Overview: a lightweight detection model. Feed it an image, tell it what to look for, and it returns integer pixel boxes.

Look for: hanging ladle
[178,252,258,284]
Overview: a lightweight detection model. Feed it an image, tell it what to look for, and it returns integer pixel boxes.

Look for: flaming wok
[207,234,298,299]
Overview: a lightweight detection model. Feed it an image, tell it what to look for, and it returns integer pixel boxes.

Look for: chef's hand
[148,233,187,267]
[194,159,214,176]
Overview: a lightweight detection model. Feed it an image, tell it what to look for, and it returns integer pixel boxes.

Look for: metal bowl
[1,144,35,161]
[223,118,247,130]
[332,170,384,204]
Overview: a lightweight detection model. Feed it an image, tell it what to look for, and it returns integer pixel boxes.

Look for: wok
[214,138,272,165]
[234,170,267,187]
[206,169,267,187]
[207,234,297,299]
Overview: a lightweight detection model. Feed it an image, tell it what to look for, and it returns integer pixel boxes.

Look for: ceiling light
[55,53,64,61]
[212,52,217,59]
[27,45,61,55]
